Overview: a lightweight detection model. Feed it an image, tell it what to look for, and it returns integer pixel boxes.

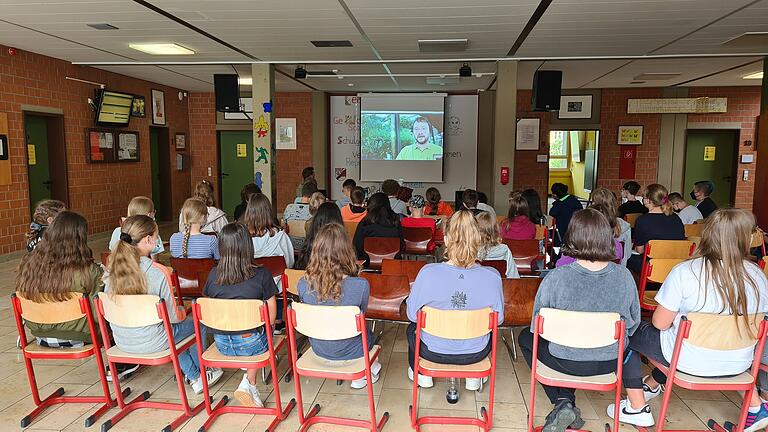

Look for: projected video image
[360,113,444,161]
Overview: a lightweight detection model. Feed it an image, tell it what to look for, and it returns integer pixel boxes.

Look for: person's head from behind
[478,191,488,205]
[561,208,616,263]
[381,179,400,197]
[309,192,326,215]
[350,187,366,207]
[342,179,356,197]
[108,215,158,295]
[622,181,641,200]
[302,166,315,182]
[31,199,67,227]
[194,180,216,207]
[507,191,529,219]
[643,183,674,216]
[692,180,714,201]
[216,222,255,286]
[444,210,482,268]
[242,193,278,237]
[17,211,92,302]
[551,183,568,199]
[425,187,442,210]
[411,116,432,146]
[408,195,426,217]
[668,192,689,212]
[462,189,479,209]
[306,223,359,303]
[476,211,501,251]
[301,182,319,200]
[364,192,397,226]
[590,203,620,237]
[240,183,262,205]
[181,198,207,228]
[521,189,543,223]
[589,188,619,222]
[127,196,154,218]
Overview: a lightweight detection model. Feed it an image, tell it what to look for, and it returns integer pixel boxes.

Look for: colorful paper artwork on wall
[262,102,272,113]
[254,114,269,137]
[255,146,269,164]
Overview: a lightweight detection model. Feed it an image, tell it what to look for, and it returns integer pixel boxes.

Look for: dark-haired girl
[352,192,404,267]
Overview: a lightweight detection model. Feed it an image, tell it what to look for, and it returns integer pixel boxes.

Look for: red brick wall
[514,90,551,204]
[0,44,190,254]
[189,92,218,194]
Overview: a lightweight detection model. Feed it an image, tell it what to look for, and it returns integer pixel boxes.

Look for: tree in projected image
[361,113,395,160]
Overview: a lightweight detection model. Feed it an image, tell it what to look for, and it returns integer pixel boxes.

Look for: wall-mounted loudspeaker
[532,70,562,112]
[214,74,240,112]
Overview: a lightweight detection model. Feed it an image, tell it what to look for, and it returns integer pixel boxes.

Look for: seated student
[519,209,640,432]
[26,199,66,252]
[626,184,686,273]
[242,193,295,270]
[179,180,228,234]
[336,178,356,209]
[109,196,164,258]
[522,189,546,226]
[591,188,632,266]
[234,183,261,222]
[668,192,703,224]
[618,181,649,218]
[608,208,768,429]
[295,166,316,202]
[691,180,718,219]
[382,179,408,217]
[353,192,404,267]
[501,192,536,241]
[557,206,623,267]
[170,198,220,260]
[283,183,317,250]
[105,215,223,393]
[424,187,455,217]
[203,223,277,407]
[461,189,484,216]
[304,191,327,234]
[406,210,504,393]
[298,223,382,389]
[476,211,520,279]
[341,187,368,223]
[549,183,583,245]
[401,195,437,253]
[295,202,344,270]
[476,191,497,219]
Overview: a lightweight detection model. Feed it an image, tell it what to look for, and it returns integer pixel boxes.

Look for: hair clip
[119,232,133,244]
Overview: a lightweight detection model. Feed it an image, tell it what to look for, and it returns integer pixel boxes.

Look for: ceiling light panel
[128,43,195,55]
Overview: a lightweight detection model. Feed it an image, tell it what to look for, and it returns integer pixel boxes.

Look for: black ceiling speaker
[213,74,240,112]
[459,63,472,77]
[532,70,562,112]
[294,65,307,79]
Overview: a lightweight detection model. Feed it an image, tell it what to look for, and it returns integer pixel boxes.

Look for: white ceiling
[0,0,766,92]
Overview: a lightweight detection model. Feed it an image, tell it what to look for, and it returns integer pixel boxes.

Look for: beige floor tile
[683,399,742,427]
[482,401,528,429]
[476,370,525,404]
[417,379,478,412]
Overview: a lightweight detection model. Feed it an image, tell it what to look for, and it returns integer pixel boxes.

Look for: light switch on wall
[743,170,749,181]
[207,167,212,176]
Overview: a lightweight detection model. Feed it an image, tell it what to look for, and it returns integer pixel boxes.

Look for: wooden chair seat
[419,357,490,373]
[536,361,617,385]
[106,335,195,361]
[24,342,93,356]
[201,336,285,364]
[296,345,380,374]
[648,358,754,386]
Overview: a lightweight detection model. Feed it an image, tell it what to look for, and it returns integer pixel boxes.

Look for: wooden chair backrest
[284,269,305,296]
[624,213,642,228]
[534,225,547,241]
[16,292,84,324]
[751,230,765,249]
[360,272,411,321]
[503,239,540,258]
[97,292,162,328]
[254,256,287,278]
[686,313,764,351]
[287,220,307,238]
[344,221,359,239]
[480,260,507,277]
[402,226,432,253]
[647,258,684,284]
[501,278,541,326]
[647,240,695,259]
[381,259,426,282]
[421,306,493,339]
[364,237,400,269]
[169,257,216,283]
[197,298,264,332]
[684,223,704,238]
[496,215,505,225]
[539,308,620,348]
[291,302,361,340]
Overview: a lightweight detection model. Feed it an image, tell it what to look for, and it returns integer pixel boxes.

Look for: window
[549,131,569,170]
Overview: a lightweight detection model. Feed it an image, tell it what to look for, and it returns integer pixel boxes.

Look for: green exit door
[683,130,738,207]
[25,116,52,208]
[219,131,254,217]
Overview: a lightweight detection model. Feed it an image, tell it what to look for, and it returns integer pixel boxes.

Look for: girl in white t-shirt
[608,208,768,430]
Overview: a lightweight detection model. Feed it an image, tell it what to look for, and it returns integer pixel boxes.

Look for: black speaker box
[214,74,240,112]
[532,70,562,112]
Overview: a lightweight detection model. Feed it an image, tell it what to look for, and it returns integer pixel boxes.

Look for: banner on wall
[329,95,478,201]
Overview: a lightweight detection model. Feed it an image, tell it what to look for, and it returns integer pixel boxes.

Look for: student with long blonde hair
[476,211,519,278]
[105,215,223,394]
[26,199,66,252]
[627,184,685,272]
[178,180,228,234]
[109,196,164,257]
[406,210,504,392]
[297,223,380,389]
[170,198,219,259]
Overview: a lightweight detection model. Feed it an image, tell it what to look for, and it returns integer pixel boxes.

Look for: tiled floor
[0,228,751,431]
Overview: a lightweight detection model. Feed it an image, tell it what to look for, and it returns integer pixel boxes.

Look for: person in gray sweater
[519,208,641,432]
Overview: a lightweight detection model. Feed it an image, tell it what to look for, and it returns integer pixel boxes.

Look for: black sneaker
[106,363,140,382]
[569,405,586,430]
[543,399,577,432]
[273,321,286,335]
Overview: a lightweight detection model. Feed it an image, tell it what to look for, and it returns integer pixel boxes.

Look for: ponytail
[645,184,674,216]
[107,215,156,296]
[182,223,190,258]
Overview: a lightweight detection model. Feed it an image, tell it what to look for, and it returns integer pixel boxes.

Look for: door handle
[221,172,230,177]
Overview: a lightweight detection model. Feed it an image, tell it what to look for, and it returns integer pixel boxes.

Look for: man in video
[395,116,442,160]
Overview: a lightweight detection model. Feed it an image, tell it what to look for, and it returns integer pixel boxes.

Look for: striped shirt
[169,232,220,260]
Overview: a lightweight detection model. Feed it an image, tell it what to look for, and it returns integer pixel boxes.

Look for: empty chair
[169,257,217,298]
[402,226,435,258]
[499,277,542,361]
[381,258,427,283]
[359,272,411,322]
[503,239,544,276]
[479,259,507,277]
[363,237,401,270]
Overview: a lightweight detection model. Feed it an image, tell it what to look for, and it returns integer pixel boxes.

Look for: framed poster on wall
[86,129,116,163]
[617,125,643,145]
[558,95,593,119]
[117,131,140,161]
[516,118,540,150]
[151,89,166,125]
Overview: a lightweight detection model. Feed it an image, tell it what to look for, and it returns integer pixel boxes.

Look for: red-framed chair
[528,308,626,432]
[11,292,121,428]
[94,293,204,432]
[639,313,768,432]
[638,258,684,312]
[381,258,427,283]
[255,256,293,383]
[363,237,401,270]
[287,302,389,431]
[192,298,296,432]
[169,257,217,298]
[410,307,499,431]
[480,259,507,277]
[402,226,435,260]
[761,256,768,277]
[637,240,694,310]
[503,239,544,276]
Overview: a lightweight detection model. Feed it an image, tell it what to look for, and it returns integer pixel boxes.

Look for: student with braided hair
[170,198,220,260]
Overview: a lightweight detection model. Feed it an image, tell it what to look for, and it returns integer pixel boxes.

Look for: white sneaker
[350,359,382,389]
[191,368,224,395]
[607,398,655,427]
[408,367,434,388]
[642,376,664,401]
[234,373,264,407]
[465,376,489,391]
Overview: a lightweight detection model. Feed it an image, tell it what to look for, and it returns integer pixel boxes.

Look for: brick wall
[189,92,217,193]
[514,90,551,206]
[0,44,190,254]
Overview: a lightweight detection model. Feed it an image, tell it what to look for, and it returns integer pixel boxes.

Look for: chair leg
[501,329,518,362]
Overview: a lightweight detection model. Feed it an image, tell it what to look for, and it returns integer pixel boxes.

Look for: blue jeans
[172,318,204,381]
[214,330,269,357]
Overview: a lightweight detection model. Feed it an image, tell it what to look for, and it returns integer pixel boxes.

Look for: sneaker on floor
[272,321,286,335]
[465,376,489,391]
[191,368,225,395]
[607,398,655,427]
[233,373,264,407]
[351,360,383,389]
[542,399,577,432]
[407,367,434,388]
[642,376,664,401]
[745,403,768,432]
[106,363,140,382]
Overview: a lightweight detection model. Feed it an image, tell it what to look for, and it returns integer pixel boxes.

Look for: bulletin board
[86,128,140,163]
[0,113,10,185]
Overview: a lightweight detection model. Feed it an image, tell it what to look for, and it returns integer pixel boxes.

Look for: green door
[219,131,254,216]
[25,116,51,209]
[684,130,737,207]
[150,128,162,213]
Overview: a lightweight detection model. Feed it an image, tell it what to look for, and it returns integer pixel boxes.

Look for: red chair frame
[639,316,768,432]
[286,306,389,431]
[191,301,296,432]
[94,296,205,432]
[528,313,626,432]
[410,308,499,431]
[255,255,293,383]
[11,293,121,428]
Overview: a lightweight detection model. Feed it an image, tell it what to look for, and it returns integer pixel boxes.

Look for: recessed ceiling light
[743,71,764,80]
[238,77,252,85]
[128,43,194,55]
[347,83,354,87]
